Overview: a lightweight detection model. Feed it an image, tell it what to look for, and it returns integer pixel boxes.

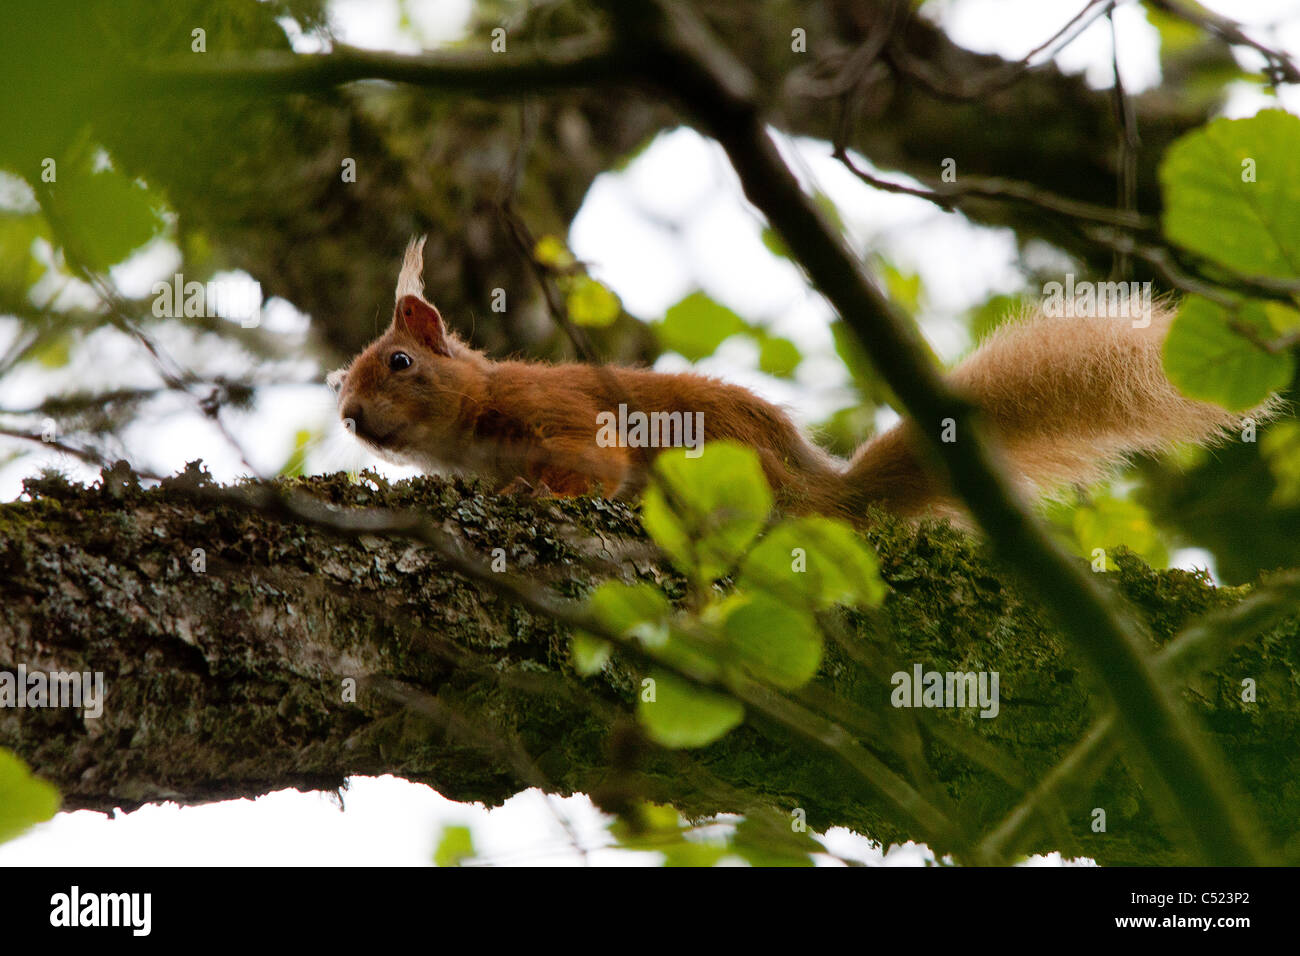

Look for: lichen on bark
[1,463,1296,865]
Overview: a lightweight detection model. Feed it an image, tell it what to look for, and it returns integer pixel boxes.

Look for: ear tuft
[395,294,450,356]
[395,235,427,302]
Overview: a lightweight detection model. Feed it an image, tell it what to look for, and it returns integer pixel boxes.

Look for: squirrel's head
[330,236,487,468]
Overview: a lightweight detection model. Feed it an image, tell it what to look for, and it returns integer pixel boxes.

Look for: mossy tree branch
[2,470,1298,866]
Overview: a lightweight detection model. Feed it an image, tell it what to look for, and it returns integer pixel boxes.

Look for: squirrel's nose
[341,400,365,435]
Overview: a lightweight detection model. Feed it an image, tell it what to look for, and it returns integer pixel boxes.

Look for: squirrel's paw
[495,476,534,496]
[495,476,557,499]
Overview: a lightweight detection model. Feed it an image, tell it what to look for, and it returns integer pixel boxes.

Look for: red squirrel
[331,237,1267,522]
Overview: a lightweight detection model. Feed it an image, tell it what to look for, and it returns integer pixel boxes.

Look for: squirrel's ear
[395,295,451,357]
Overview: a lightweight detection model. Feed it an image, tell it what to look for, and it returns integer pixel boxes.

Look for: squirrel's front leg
[496,440,630,498]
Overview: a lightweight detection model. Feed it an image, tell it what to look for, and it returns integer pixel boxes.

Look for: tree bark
[3,466,1296,865]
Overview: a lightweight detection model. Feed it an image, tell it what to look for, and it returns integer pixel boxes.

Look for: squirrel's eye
[388,351,413,372]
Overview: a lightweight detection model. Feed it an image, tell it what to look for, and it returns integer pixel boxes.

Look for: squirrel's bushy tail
[842,304,1277,519]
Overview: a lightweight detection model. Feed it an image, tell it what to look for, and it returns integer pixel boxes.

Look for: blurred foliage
[565,442,888,863]
[1161,110,1300,281]
[44,144,166,273]
[531,234,622,327]
[1261,420,1300,507]
[434,800,824,867]
[1164,297,1293,411]
[1044,492,1169,571]
[432,824,476,867]
[606,803,821,866]
[0,748,59,846]
[656,291,747,361]
[581,442,883,752]
[1139,110,1300,579]
[654,290,803,378]
[1160,111,1300,408]
[1138,407,1300,586]
[278,428,317,478]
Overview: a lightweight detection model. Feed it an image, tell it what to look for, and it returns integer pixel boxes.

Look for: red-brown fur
[332,240,1274,524]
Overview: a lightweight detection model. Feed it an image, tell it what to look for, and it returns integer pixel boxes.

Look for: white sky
[2,0,1297,866]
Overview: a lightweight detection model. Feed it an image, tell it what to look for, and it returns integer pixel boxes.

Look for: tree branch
[133,37,627,97]
[4,469,1297,865]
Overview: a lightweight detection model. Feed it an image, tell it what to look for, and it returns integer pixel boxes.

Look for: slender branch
[0,427,132,472]
[0,380,258,419]
[832,147,1155,232]
[131,36,627,97]
[1085,226,1300,306]
[34,185,267,479]
[981,571,1300,859]
[882,0,1118,102]
[834,150,1300,308]
[1109,4,1140,278]
[1147,0,1300,86]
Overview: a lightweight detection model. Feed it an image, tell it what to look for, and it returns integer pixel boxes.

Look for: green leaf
[30,332,72,369]
[661,842,731,867]
[739,516,885,610]
[1162,296,1293,411]
[571,632,612,676]
[1160,110,1300,279]
[638,670,743,749]
[1070,495,1169,570]
[812,191,846,234]
[816,404,877,458]
[608,801,683,849]
[586,580,671,648]
[760,226,789,259]
[609,802,726,864]
[433,824,475,867]
[0,212,46,300]
[1143,2,1205,55]
[756,333,802,378]
[653,626,723,682]
[730,810,820,867]
[278,429,315,478]
[722,594,822,689]
[533,234,574,269]
[875,257,923,313]
[968,293,1025,342]
[587,581,670,635]
[1260,420,1300,506]
[51,153,163,271]
[567,275,621,327]
[831,318,876,387]
[656,291,747,361]
[640,442,773,582]
[1265,302,1300,334]
[0,748,59,845]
